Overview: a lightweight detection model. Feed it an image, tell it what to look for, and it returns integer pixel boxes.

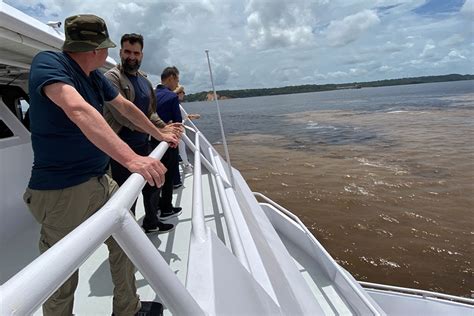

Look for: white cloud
[439,34,465,47]
[447,49,467,59]
[328,71,347,78]
[435,49,468,66]
[213,64,232,86]
[420,42,436,58]
[349,68,367,76]
[245,0,318,49]
[460,0,474,18]
[382,41,414,53]
[5,0,473,91]
[116,2,145,15]
[325,10,380,47]
[378,65,391,72]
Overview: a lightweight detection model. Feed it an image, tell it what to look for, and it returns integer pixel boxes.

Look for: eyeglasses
[178,91,185,95]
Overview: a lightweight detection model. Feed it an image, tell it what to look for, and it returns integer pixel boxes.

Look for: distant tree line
[185,74,474,102]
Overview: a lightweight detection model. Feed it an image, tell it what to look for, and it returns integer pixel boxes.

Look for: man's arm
[109,94,180,147]
[44,82,166,186]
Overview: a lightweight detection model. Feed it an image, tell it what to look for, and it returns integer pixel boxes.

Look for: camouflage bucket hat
[62,14,116,52]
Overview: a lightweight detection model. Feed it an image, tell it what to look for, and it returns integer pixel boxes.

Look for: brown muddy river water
[186,81,474,297]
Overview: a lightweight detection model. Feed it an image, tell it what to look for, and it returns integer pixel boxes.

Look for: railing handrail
[181,132,232,188]
[253,192,474,308]
[190,132,207,242]
[181,109,249,268]
[0,142,205,315]
[360,281,474,305]
[208,148,250,270]
[180,106,231,188]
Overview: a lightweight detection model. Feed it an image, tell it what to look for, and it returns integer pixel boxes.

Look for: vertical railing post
[114,210,205,315]
[191,132,207,242]
[208,148,250,270]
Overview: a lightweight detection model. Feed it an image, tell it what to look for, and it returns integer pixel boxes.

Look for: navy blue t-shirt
[118,74,150,148]
[155,84,182,124]
[28,51,119,190]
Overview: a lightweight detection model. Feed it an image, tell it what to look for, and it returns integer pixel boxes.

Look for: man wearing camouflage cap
[24,14,178,315]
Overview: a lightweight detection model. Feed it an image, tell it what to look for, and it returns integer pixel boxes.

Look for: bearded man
[104,33,181,234]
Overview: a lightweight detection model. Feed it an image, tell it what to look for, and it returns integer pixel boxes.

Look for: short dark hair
[120,33,144,49]
[161,66,179,80]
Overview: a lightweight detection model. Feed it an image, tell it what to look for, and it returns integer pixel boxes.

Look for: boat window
[0,85,30,130]
[0,119,14,139]
[20,99,29,115]
[20,99,30,130]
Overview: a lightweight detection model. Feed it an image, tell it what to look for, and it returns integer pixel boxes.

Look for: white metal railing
[208,148,250,270]
[0,142,205,315]
[253,192,382,315]
[181,106,232,188]
[190,132,206,242]
[360,281,474,305]
[254,192,474,308]
[180,109,231,188]
[181,131,230,187]
[182,113,249,268]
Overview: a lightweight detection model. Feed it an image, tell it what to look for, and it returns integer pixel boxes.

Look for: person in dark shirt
[152,67,183,219]
[23,15,177,316]
[104,33,180,234]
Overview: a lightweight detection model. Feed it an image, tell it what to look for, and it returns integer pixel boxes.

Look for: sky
[6,0,474,93]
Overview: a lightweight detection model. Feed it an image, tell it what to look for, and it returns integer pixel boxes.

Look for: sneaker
[142,222,175,234]
[159,207,182,220]
[173,182,183,189]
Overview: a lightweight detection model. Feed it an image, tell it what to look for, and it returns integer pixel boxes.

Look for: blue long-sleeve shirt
[155,84,182,123]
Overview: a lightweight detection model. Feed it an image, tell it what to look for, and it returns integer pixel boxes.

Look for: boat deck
[63,167,225,315]
[1,163,355,315]
[0,166,223,315]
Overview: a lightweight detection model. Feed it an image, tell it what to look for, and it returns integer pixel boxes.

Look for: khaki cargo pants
[24,175,141,316]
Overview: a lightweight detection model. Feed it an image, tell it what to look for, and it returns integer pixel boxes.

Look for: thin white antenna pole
[205,50,235,187]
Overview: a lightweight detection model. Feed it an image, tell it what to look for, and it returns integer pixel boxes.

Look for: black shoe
[112,301,163,316]
[173,182,183,189]
[159,207,182,220]
[137,301,164,316]
[142,222,175,234]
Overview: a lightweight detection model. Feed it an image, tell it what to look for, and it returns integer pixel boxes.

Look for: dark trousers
[173,155,182,185]
[110,142,159,229]
[150,139,179,211]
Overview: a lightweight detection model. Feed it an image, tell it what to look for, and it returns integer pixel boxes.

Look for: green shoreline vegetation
[185,74,474,102]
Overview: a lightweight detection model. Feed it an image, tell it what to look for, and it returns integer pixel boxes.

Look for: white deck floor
[0,167,227,315]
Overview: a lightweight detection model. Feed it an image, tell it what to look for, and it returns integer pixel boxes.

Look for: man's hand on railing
[162,122,183,137]
[125,155,167,187]
[154,122,182,148]
[186,113,201,120]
